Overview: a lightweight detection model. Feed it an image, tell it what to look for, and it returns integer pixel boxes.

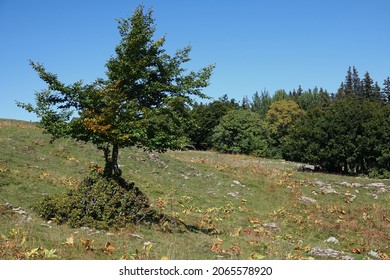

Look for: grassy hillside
[0,119,389,260]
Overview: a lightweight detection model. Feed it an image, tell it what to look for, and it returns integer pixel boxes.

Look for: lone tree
[18,6,214,179]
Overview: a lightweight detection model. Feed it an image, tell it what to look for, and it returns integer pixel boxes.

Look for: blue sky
[1,0,390,121]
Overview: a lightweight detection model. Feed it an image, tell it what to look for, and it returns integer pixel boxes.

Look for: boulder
[299,196,317,204]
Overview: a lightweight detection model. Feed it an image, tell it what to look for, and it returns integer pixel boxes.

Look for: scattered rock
[351,183,363,188]
[368,250,381,259]
[1,202,33,223]
[375,187,388,194]
[299,196,317,204]
[325,236,339,244]
[148,153,168,168]
[261,223,281,232]
[309,248,354,260]
[40,223,52,228]
[298,164,316,172]
[320,185,339,194]
[130,233,144,239]
[366,182,386,188]
[339,182,352,187]
[314,180,327,187]
[227,192,239,198]
[106,232,115,236]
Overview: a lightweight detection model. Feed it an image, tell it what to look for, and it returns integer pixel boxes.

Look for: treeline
[185,67,390,178]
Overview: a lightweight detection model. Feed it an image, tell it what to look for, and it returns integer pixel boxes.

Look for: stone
[299,196,317,204]
[309,248,354,260]
[227,192,239,198]
[366,182,386,188]
[298,164,316,172]
[351,183,363,188]
[261,223,281,232]
[325,236,339,244]
[339,182,352,187]
[368,250,380,259]
[375,187,388,194]
[320,185,338,194]
[314,180,327,187]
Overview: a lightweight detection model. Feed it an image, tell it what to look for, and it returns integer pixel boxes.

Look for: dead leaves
[62,235,116,255]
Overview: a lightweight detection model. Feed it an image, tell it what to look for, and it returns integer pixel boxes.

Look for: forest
[187,66,390,178]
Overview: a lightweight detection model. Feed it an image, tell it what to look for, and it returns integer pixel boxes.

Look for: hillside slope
[0,119,389,259]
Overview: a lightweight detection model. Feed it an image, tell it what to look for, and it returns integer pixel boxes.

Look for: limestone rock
[299,196,317,204]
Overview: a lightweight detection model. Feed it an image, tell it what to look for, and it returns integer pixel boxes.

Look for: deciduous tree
[18,6,214,179]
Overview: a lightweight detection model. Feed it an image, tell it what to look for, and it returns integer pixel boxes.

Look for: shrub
[35,170,149,229]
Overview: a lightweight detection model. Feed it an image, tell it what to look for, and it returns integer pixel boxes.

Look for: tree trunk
[103,143,122,179]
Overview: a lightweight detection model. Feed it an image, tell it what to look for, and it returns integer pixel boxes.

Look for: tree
[264,100,304,158]
[362,71,374,99]
[383,77,390,103]
[283,98,390,176]
[211,109,265,155]
[251,89,271,119]
[188,96,238,150]
[18,6,214,179]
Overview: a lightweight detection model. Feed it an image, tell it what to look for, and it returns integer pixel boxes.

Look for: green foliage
[17,5,214,178]
[264,100,304,158]
[283,98,390,177]
[212,109,265,155]
[188,96,239,149]
[35,170,149,229]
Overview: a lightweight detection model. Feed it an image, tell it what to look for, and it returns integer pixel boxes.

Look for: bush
[35,171,149,229]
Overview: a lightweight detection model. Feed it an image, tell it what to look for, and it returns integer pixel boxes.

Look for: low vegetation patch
[35,169,149,230]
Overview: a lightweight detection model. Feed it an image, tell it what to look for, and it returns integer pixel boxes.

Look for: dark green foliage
[188,95,238,149]
[211,109,265,155]
[35,170,149,229]
[283,98,390,177]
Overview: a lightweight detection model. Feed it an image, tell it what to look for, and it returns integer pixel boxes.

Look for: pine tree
[383,77,390,103]
[352,66,361,97]
[362,71,374,99]
[344,66,353,96]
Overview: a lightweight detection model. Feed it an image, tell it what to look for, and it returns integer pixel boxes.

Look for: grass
[0,119,389,260]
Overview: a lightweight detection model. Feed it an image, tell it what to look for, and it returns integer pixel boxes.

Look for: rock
[40,223,52,228]
[351,183,363,188]
[298,164,316,172]
[309,248,354,260]
[106,232,115,236]
[325,236,339,244]
[299,196,317,204]
[261,223,281,232]
[339,182,352,187]
[375,187,388,194]
[320,185,338,194]
[314,180,327,187]
[368,250,380,259]
[227,192,239,198]
[366,182,386,188]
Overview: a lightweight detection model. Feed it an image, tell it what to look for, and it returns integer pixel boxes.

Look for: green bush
[35,171,149,229]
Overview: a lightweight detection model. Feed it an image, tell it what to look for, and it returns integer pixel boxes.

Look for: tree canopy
[18,6,214,179]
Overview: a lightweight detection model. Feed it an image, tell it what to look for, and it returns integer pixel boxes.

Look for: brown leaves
[210,238,241,256]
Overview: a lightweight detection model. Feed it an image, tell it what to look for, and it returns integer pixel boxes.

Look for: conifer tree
[383,77,390,103]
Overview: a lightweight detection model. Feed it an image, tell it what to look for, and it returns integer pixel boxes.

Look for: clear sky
[1,0,390,121]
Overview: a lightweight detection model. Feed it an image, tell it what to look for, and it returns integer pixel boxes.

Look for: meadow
[0,119,389,260]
